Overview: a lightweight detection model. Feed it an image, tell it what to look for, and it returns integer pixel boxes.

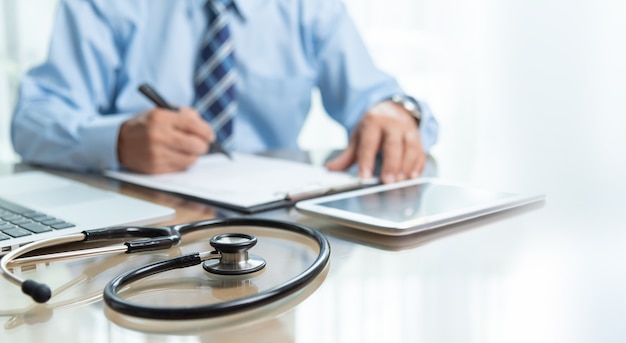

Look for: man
[12,0,438,184]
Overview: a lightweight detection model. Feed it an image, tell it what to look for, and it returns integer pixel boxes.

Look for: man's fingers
[147,108,211,155]
[401,131,422,179]
[356,122,382,179]
[326,139,357,172]
[379,126,405,183]
[177,108,215,142]
[163,148,201,172]
[167,129,211,156]
[145,147,200,174]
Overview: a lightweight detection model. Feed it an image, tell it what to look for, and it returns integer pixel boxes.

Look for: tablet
[295,178,544,236]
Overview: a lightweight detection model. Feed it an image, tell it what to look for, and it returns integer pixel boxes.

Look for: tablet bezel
[295,178,544,236]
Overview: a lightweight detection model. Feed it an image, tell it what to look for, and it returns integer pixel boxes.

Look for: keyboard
[0,198,75,241]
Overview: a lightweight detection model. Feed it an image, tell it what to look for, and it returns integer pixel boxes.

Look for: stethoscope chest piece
[202,233,266,275]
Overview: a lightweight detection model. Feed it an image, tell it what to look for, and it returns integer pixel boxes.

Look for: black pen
[138,83,233,160]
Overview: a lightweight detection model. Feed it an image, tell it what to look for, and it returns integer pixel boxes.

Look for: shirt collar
[230,0,264,21]
[193,0,263,21]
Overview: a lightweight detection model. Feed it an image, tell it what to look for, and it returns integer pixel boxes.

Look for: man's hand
[117,107,214,174]
[326,101,426,183]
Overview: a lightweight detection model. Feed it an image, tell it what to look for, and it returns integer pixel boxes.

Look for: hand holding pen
[138,84,232,160]
[116,84,227,174]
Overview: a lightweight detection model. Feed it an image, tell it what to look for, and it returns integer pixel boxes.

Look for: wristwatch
[388,94,422,127]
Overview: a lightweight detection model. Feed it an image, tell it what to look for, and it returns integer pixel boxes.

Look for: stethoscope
[1,218,330,319]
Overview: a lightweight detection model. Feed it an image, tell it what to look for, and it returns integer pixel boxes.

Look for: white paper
[104,153,363,209]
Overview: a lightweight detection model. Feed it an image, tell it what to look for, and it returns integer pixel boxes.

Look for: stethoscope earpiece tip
[22,279,52,303]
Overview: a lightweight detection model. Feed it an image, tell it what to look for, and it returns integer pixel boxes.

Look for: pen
[138,83,233,160]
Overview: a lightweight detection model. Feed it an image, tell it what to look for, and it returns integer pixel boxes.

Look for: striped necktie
[194,0,236,148]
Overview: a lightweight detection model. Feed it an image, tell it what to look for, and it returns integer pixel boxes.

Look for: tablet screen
[314,183,515,223]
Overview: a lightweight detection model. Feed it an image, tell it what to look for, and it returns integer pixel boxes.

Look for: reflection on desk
[2,140,623,343]
[295,201,545,252]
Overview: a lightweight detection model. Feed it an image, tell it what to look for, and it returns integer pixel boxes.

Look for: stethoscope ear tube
[1,226,183,303]
[103,218,330,319]
[1,233,86,303]
[84,226,181,246]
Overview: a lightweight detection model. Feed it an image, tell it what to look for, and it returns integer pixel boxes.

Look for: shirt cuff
[414,100,439,152]
[79,113,134,171]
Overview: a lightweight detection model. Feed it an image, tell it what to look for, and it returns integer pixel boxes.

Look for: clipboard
[104,153,376,213]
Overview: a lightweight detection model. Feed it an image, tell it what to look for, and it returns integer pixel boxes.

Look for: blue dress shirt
[12,0,438,172]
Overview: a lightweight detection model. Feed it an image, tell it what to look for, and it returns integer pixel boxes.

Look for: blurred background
[1,0,625,181]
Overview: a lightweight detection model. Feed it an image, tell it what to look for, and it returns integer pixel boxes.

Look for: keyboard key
[33,215,57,223]
[0,199,31,214]
[41,219,64,226]
[9,217,31,225]
[0,214,21,221]
[20,222,53,234]
[2,227,32,238]
[51,222,75,230]
[23,212,48,220]
[0,223,15,231]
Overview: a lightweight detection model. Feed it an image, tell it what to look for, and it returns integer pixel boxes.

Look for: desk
[1,146,625,343]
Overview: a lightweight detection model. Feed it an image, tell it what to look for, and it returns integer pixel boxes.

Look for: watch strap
[388,94,422,127]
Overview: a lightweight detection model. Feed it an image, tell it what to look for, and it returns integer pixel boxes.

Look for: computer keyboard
[0,198,75,241]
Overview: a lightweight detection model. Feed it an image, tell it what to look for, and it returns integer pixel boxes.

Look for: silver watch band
[389,94,422,127]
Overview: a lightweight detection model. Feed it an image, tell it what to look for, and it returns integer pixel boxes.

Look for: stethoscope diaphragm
[201,233,267,275]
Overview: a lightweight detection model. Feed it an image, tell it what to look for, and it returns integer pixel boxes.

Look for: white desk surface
[1,134,624,342]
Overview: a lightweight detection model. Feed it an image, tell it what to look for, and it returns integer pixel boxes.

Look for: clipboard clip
[283,178,379,202]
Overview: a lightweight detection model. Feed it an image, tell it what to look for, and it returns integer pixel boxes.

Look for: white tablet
[295,178,544,236]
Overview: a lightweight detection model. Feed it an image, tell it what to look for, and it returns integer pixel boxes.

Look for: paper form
[104,153,366,211]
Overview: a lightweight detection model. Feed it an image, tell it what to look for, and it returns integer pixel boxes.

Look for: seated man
[11,0,438,184]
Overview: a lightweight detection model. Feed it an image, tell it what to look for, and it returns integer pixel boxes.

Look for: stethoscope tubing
[103,217,330,319]
[1,225,181,303]
[1,233,85,285]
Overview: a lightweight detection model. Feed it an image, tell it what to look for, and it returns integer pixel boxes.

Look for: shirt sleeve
[307,0,438,152]
[11,0,128,172]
